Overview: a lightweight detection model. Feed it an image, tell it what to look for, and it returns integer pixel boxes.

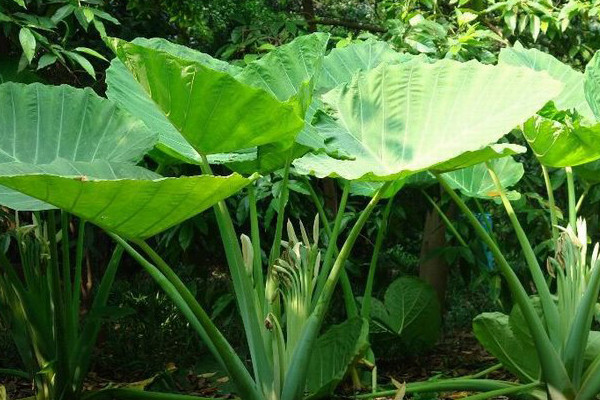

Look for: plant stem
[459,381,541,400]
[436,173,573,398]
[282,182,391,400]
[248,184,265,310]
[541,165,559,241]
[83,388,217,400]
[565,167,577,231]
[361,194,395,319]
[422,189,468,248]
[199,154,273,392]
[108,234,261,400]
[0,368,30,379]
[353,379,522,399]
[466,363,503,379]
[486,163,561,346]
[268,158,292,269]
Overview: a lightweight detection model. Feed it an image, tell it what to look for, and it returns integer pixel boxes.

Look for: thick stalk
[72,220,86,331]
[60,212,72,339]
[84,388,215,400]
[436,174,574,398]
[565,167,577,231]
[307,181,357,317]
[248,184,265,310]
[108,234,262,400]
[361,194,395,319]
[282,182,391,400]
[422,190,468,248]
[47,210,69,398]
[354,379,522,399]
[541,166,559,241]
[460,381,541,400]
[486,163,561,346]
[200,155,273,393]
[268,158,292,269]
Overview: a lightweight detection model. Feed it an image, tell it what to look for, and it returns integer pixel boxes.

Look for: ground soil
[1,330,515,399]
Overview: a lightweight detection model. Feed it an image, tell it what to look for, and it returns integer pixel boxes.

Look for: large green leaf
[0,82,157,210]
[473,311,541,382]
[499,42,595,121]
[442,156,525,201]
[0,173,253,239]
[369,276,441,352]
[293,60,561,181]
[584,50,600,121]
[316,40,418,93]
[107,38,304,157]
[305,317,369,399]
[522,113,600,167]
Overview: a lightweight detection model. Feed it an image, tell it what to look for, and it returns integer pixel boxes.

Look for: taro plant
[0,212,123,400]
[417,43,600,400]
[0,33,561,400]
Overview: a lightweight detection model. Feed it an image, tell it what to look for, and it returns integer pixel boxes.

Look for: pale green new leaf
[0,82,157,210]
[499,42,595,120]
[305,317,369,399]
[294,61,561,181]
[522,115,600,167]
[442,157,525,200]
[0,173,253,239]
[108,38,304,156]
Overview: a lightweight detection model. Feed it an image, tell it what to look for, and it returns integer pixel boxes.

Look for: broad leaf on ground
[305,317,369,399]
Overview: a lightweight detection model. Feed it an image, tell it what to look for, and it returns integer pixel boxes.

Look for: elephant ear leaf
[316,40,421,93]
[499,42,594,121]
[441,156,525,201]
[0,83,254,239]
[305,317,369,399]
[584,50,600,121]
[294,60,561,181]
[107,37,304,157]
[0,82,157,211]
[522,109,600,167]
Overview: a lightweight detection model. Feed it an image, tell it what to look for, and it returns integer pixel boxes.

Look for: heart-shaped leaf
[293,60,561,181]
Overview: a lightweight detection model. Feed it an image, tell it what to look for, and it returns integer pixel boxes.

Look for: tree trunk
[419,206,449,307]
[301,0,317,32]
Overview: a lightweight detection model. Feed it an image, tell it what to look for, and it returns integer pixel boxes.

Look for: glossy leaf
[0,82,157,210]
[522,115,600,167]
[0,173,253,239]
[294,60,560,181]
[584,50,600,121]
[499,42,595,120]
[108,38,304,156]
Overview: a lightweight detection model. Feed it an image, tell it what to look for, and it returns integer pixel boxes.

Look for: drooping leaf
[293,60,561,181]
[473,311,541,382]
[107,38,304,157]
[0,173,253,239]
[235,32,329,115]
[369,277,441,352]
[499,42,595,121]
[348,179,405,198]
[441,157,525,200]
[305,317,369,399]
[0,82,157,210]
[522,113,600,167]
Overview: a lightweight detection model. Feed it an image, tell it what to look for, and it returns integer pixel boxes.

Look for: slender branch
[308,17,387,33]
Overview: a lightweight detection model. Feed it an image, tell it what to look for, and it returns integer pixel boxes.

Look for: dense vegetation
[3,1,600,399]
